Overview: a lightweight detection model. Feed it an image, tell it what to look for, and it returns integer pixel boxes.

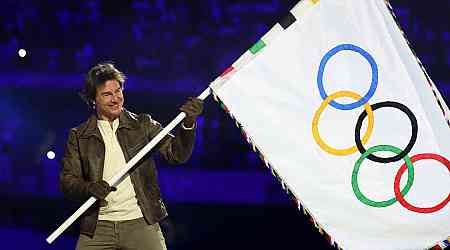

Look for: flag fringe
[384,0,450,128]
[384,2,450,248]
[211,91,342,249]
[210,1,344,247]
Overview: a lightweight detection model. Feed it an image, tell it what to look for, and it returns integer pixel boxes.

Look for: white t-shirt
[97,119,143,221]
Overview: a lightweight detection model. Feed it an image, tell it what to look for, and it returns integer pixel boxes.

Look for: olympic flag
[210,0,449,249]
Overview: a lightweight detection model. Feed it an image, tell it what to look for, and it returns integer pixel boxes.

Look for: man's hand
[87,180,116,207]
[180,97,203,128]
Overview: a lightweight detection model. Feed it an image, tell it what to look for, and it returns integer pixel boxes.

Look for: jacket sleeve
[144,114,196,164]
[59,129,90,201]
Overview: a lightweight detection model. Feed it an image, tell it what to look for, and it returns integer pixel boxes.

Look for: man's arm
[59,129,90,201]
[146,97,203,164]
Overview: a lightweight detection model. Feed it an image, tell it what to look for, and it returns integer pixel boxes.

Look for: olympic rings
[317,44,378,110]
[352,145,414,207]
[312,90,374,156]
[355,101,418,163]
[394,153,450,213]
[313,43,449,214]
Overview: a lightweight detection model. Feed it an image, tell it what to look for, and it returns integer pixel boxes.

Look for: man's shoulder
[69,116,94,137]
[124,110,148,121]
[122,109,153,124]
[121,109,162,130]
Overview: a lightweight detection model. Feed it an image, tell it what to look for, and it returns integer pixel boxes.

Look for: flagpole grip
[46,87,211,244]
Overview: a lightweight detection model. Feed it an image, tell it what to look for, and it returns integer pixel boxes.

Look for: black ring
[355,101,418,163]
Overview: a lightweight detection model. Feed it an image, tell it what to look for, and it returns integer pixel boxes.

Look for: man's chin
[108,109,122,119]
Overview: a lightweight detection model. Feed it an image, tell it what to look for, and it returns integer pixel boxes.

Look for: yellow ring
[312,90,374,156]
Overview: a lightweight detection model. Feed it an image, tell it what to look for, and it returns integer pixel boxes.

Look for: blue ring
[317,44,378,110]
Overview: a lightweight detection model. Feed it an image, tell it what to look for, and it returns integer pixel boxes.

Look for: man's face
[95,80,124,121]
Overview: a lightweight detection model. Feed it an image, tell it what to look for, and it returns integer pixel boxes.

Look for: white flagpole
[46,88,211,244]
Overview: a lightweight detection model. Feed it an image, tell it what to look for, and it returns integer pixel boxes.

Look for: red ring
[394,153,450,213]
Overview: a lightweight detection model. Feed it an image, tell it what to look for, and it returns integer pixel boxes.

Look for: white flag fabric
[210,0,449,249]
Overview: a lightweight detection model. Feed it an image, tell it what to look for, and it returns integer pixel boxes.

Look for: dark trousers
[75,218,167,250]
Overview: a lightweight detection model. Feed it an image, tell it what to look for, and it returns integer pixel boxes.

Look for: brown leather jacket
[60,109,195,237]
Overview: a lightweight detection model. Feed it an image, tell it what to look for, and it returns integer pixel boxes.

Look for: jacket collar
[118,109,137,130]
[79,108,137,139]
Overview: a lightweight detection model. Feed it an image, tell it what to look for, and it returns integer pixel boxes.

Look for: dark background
[0,0,449,249]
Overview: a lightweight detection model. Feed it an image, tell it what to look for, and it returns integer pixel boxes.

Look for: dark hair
[80,63,126,107]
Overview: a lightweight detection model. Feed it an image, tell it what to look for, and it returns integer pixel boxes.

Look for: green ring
[352,145,414,207]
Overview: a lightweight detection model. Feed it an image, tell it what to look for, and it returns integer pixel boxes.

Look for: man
[60,63,203,250]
